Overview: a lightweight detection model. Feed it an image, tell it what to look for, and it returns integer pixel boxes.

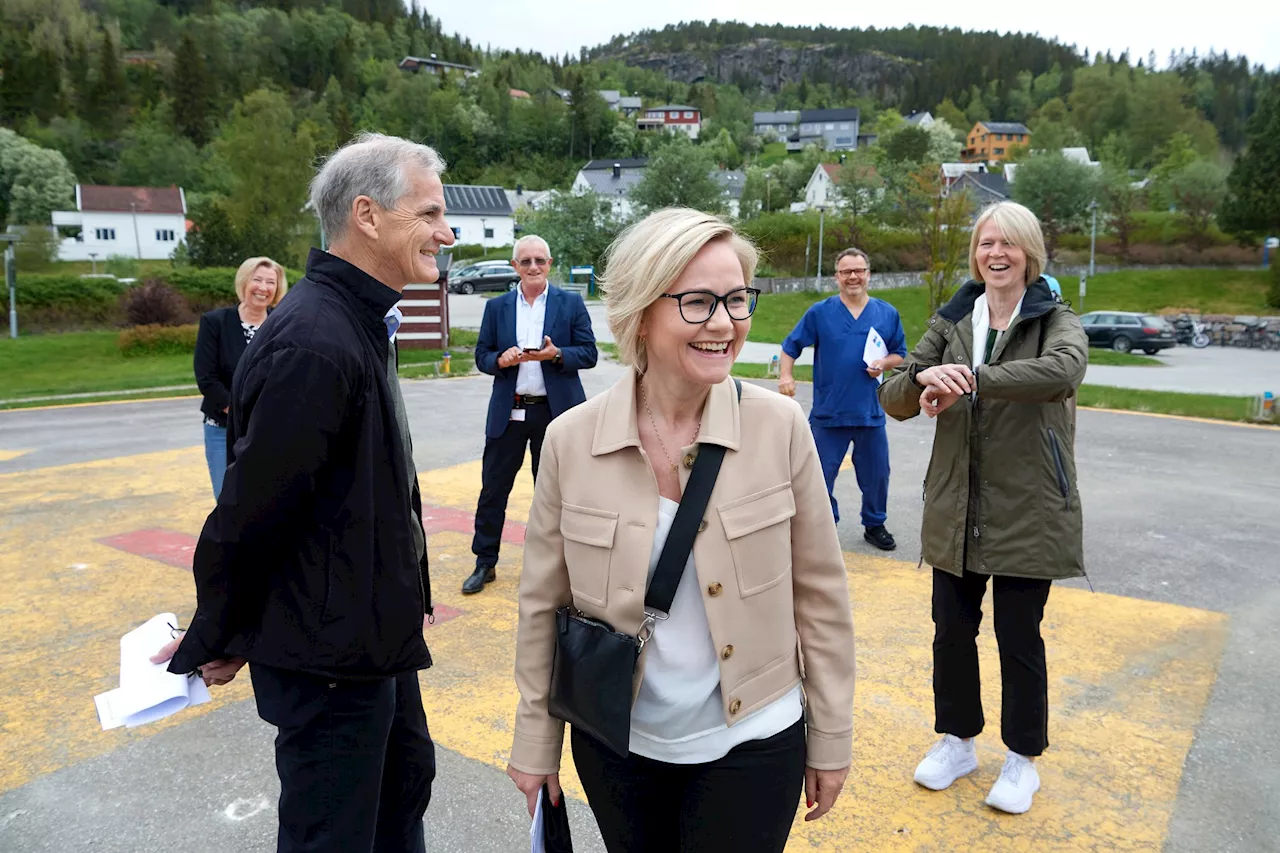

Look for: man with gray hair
[461,233,597,595]
[156,132,454,852]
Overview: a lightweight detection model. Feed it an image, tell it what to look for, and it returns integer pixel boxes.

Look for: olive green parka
[878,279,1088,581]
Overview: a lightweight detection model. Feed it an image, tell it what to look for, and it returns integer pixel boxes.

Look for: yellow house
[962,121,1032,163]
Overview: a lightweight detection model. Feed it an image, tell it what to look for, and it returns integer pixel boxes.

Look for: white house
[572,158,649,220]
[51,185,187,261]
[442,185,514,248]
[800,163,882,211]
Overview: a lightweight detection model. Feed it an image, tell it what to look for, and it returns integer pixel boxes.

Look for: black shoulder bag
[547,380,740,757]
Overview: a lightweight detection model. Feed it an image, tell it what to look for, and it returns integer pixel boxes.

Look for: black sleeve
[193,312,230,413]
[170,345,353,672]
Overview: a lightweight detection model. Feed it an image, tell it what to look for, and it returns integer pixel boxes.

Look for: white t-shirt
[629,497,804,764]
[514,285,547,395]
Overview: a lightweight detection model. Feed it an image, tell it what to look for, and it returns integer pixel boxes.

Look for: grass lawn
[1076,385,1269,423]
[749,269,1274,348]
[0,328,480,407]
[732,363,813,382]
[1086,349,1162,366]
[754,142,790,168]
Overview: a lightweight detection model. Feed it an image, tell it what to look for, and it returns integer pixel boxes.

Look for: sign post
[1078,274,1087,315]
[1,233,19,340]
[570,265,595,297]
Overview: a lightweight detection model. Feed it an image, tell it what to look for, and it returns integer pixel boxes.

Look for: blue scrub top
[781,296,908,427]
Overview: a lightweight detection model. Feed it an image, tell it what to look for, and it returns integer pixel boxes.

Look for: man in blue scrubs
[778,248,907,550]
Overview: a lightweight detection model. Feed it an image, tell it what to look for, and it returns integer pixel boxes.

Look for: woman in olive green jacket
[878,201,1087,816]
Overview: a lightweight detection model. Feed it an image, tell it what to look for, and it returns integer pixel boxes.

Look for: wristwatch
[908,362,924,387]
[552,348,562,364]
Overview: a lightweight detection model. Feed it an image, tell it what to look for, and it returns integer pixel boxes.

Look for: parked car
[1078,311,1177,354]
[446,260,519,295]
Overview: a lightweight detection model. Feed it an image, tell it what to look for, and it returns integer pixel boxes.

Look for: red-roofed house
[802,162,881,210]
[51,185,188,261]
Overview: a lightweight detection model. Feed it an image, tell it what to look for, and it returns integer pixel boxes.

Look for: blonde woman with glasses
[506,208,855,852]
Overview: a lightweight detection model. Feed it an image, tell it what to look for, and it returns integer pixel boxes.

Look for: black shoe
[864,525,897,551]
[462,566,496,595]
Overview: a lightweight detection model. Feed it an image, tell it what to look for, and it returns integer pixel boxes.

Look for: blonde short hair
[969,201,1047,286]
[234,257,288,306]
[600,208,758,373]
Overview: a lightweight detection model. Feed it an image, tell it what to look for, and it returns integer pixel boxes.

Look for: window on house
[155,229,175,241]
[683,111,694,119]
[451,227,462,239]
[982,134,988,141]
[95,228,116,241]
[825,123,835,130]
[484,228,494,239]
[839,123,850,130]
[994,148,1005,155]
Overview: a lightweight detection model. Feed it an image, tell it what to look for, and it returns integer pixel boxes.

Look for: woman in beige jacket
[506,208,856,852]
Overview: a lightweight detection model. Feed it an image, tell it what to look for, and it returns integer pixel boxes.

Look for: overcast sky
[435,1,1279,71]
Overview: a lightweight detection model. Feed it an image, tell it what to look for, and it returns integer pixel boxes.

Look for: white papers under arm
[530,788,546,853]
[93,613,212,731]
[863,326,890,385]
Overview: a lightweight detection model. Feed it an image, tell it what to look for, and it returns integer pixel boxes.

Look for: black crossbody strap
[644,380,741,616]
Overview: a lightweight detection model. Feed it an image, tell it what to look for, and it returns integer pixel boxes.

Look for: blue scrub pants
[811,423,890,528]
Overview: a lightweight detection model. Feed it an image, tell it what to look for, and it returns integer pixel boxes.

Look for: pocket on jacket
[717,483,796,597]
[560,503,618,607]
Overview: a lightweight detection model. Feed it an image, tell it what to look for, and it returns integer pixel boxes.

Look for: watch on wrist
[552,348,562,364]
[909,363,924,387]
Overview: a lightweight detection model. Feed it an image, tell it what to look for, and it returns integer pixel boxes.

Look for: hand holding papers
[94,613,212,730]
[863,326,890,385]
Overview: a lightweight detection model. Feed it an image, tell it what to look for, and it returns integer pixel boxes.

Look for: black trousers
[571,720,807,853]
[249,663,435,853]
[472,402,552,569]
[931,568,1053,757]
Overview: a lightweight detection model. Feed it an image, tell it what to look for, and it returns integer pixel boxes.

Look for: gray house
[753,110,800,139]
[789,108,861,152]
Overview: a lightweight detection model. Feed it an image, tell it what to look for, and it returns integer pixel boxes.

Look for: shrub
[118,323,199,356]
[124,280,192,326]
[105,254,140,278]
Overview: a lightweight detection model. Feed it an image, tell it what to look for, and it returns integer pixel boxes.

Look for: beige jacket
[509,370,855,774]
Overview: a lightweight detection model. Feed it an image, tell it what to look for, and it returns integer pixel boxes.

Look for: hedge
[118,323,200,356]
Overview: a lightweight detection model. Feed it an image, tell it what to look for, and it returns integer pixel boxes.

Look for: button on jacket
[170,249,434,680]
[509,370,856,774]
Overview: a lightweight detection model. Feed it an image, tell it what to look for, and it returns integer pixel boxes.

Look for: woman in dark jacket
[194,256,287,497]
[878,201,1087,816]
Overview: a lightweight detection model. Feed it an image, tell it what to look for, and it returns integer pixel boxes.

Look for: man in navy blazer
[464,234,598,594]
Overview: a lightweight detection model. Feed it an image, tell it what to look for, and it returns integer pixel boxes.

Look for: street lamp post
[2,233,19,339]
[815,205,826,290]
[1088,200,1098,278]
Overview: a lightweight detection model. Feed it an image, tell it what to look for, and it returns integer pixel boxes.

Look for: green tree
[881,125,931,164]
[85,29,126,135]
[0,128,77,225]
[117,107,202,188]
[630,138,724,214]
[923,118,962,163]
[171,33,215,146]
[1220,84,1280,240]
[185,197,246,268]
[1146,132,1200,210]
[893,167,973,311]
[1099,164,1142,261]
[702,127,741,169]
[835,149,882,224]
[934,98,968,134]
[1011,152,1099,259]
[1169,160,1228,248]
[520,190,626,272]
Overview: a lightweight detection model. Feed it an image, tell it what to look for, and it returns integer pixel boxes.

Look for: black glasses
[516,257,550,268]
[660,288,760,324]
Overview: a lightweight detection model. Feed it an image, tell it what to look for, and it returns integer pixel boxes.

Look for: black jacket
[170,249,433,679]
[194,306,255,427]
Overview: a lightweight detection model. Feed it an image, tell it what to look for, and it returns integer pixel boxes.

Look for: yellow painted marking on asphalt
[0,449,28,461]
[1081,404,1280,431]
[0,395,202,414]
[1,452,1228,852]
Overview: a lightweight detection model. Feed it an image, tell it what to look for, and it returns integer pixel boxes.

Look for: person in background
[778,248,907,551]
[878,201,1087,815]
[507,209,854,852]
[462,234,597,596]
[154,132,455,852]
[193,257,287,498]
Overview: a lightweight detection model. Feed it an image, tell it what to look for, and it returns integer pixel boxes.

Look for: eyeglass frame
[658,287,761,324]
[514,257,551,268]
[836,265,871,278]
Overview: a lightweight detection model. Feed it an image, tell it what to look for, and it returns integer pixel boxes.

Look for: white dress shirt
[515,284,548,396]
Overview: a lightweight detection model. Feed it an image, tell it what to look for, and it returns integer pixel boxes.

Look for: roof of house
[582,158,649,170]
[800,108,860,123]
[905,111,934,126]
[753,110,800,124]
[979,121,1031,135]
[598,90,621,104]
[78,185,185,214]
[956,171,1010,201]
[442,185,512,217]
[576,167,647,197]
[618,96,642,109]
[503,188,553,210]
[1060,147,1099,166]
[645,104,698,112]
[714,170,747,199]
[398,55,477,73]
[509,88,531,99]
[941,162,985,180]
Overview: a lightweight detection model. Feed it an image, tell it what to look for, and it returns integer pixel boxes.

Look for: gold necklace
[641,379,701,473]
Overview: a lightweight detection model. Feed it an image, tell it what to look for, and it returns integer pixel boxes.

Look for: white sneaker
[985,752,1041,814]
[913,734,979,790]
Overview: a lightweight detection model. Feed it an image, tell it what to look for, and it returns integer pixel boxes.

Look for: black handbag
[547,380,739,757]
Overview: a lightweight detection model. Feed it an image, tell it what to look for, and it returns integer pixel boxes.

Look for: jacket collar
[592,368,742,457]
[937,277,1059,324]
[304,248,403,325]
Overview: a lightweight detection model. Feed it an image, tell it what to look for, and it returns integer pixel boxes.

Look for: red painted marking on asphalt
[420,505,527,545]
[424,604,464,627]
[97,528,197,569]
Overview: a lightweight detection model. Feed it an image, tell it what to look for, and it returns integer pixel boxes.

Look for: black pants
[931,568,1053,756]
[249,663,435,853]
[571,720,807,853]
[472,402,552,569]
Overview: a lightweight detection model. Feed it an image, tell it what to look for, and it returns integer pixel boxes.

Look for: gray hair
[835,247,869,267]
[512,234,551,260]
[310,132,447,243]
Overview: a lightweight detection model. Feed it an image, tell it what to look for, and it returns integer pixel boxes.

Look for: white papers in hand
[863,326,890,385]
[94,613,212,730]
[530,787,546,853]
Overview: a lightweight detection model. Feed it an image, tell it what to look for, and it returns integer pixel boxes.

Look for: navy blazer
[475,285,598,439]
[194,306,257,427]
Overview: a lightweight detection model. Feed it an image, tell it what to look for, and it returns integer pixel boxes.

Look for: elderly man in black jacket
[153,132,455,853]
